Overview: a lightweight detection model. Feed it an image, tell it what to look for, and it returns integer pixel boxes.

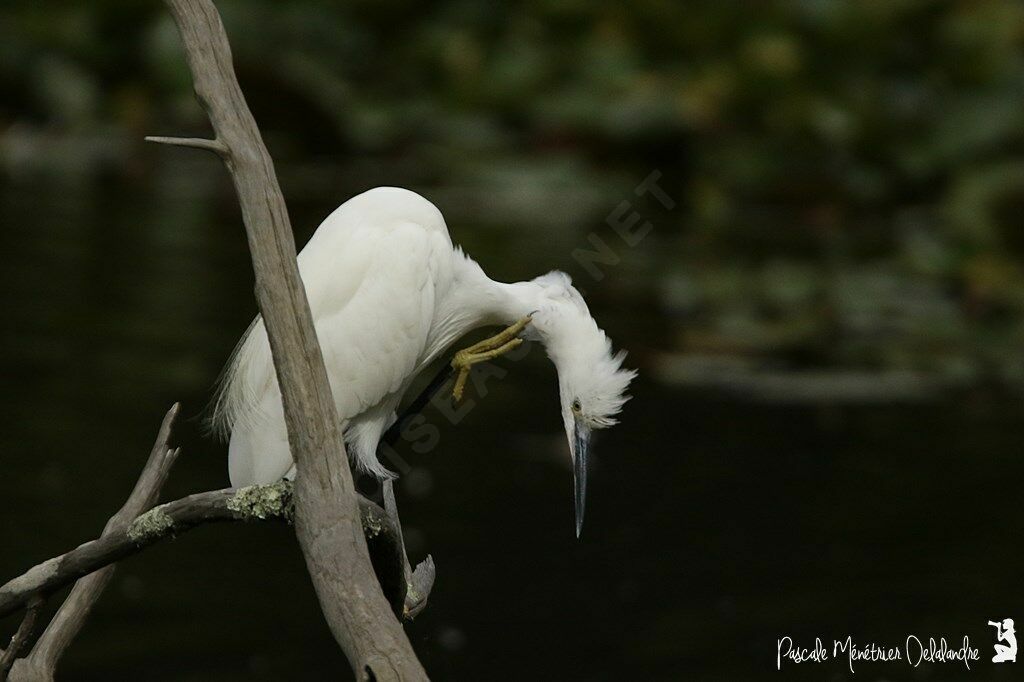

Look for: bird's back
[214,187,455,485]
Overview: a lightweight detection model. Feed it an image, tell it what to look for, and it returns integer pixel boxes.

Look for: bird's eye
[571,399,582,414]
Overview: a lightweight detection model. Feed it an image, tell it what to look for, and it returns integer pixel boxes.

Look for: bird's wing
[214,215,451,483]
[314,219,450,421]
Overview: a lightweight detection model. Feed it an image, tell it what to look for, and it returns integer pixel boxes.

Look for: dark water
[2,158,1023,681]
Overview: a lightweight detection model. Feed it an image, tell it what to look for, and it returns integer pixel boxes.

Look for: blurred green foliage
[3,0,1024,387]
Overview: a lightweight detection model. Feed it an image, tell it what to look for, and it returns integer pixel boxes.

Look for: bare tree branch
[17,405,181,680]
[0,598,42,682]
[144,135,227,155]
[155,1,426,678]
[2,405,182,682]
[0,391,436,678]
[0,483,407,624]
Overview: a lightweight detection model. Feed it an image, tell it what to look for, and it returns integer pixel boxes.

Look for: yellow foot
[450,316,532,401]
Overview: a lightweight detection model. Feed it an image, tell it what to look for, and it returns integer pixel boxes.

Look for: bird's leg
[450,315,532,401]
[382,478,436,620]
[380,315,533,445]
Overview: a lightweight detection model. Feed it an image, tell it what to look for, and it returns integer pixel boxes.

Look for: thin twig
[145,136,227,155]
[0,598,42,681]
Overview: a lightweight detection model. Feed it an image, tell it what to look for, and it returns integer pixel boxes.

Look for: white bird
[211,187,634,535]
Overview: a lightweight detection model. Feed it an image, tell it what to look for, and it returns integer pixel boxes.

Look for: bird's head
[528,272,636,537]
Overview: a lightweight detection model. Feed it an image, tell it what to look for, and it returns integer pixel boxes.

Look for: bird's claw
[450,315,532,401]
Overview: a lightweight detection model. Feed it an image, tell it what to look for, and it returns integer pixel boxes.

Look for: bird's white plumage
[213,186,634,488]
[214,187,452,481]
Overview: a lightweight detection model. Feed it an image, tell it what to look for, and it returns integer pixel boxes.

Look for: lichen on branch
[126,508,174,543]
[227,482,294,522]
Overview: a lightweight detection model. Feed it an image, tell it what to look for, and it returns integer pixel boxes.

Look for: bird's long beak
[573,421,591,538]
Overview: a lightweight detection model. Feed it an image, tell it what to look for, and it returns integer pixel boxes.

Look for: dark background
[2,0,1024,679]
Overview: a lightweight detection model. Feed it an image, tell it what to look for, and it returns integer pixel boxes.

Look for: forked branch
[2,404,182,682]
[0,598,42,681]
[0,397,432,681]
[21,404,182,679]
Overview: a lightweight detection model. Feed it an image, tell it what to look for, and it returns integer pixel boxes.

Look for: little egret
[212,187,634,535]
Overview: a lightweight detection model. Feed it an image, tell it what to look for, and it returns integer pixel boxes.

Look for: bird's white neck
[425,250,544,361]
